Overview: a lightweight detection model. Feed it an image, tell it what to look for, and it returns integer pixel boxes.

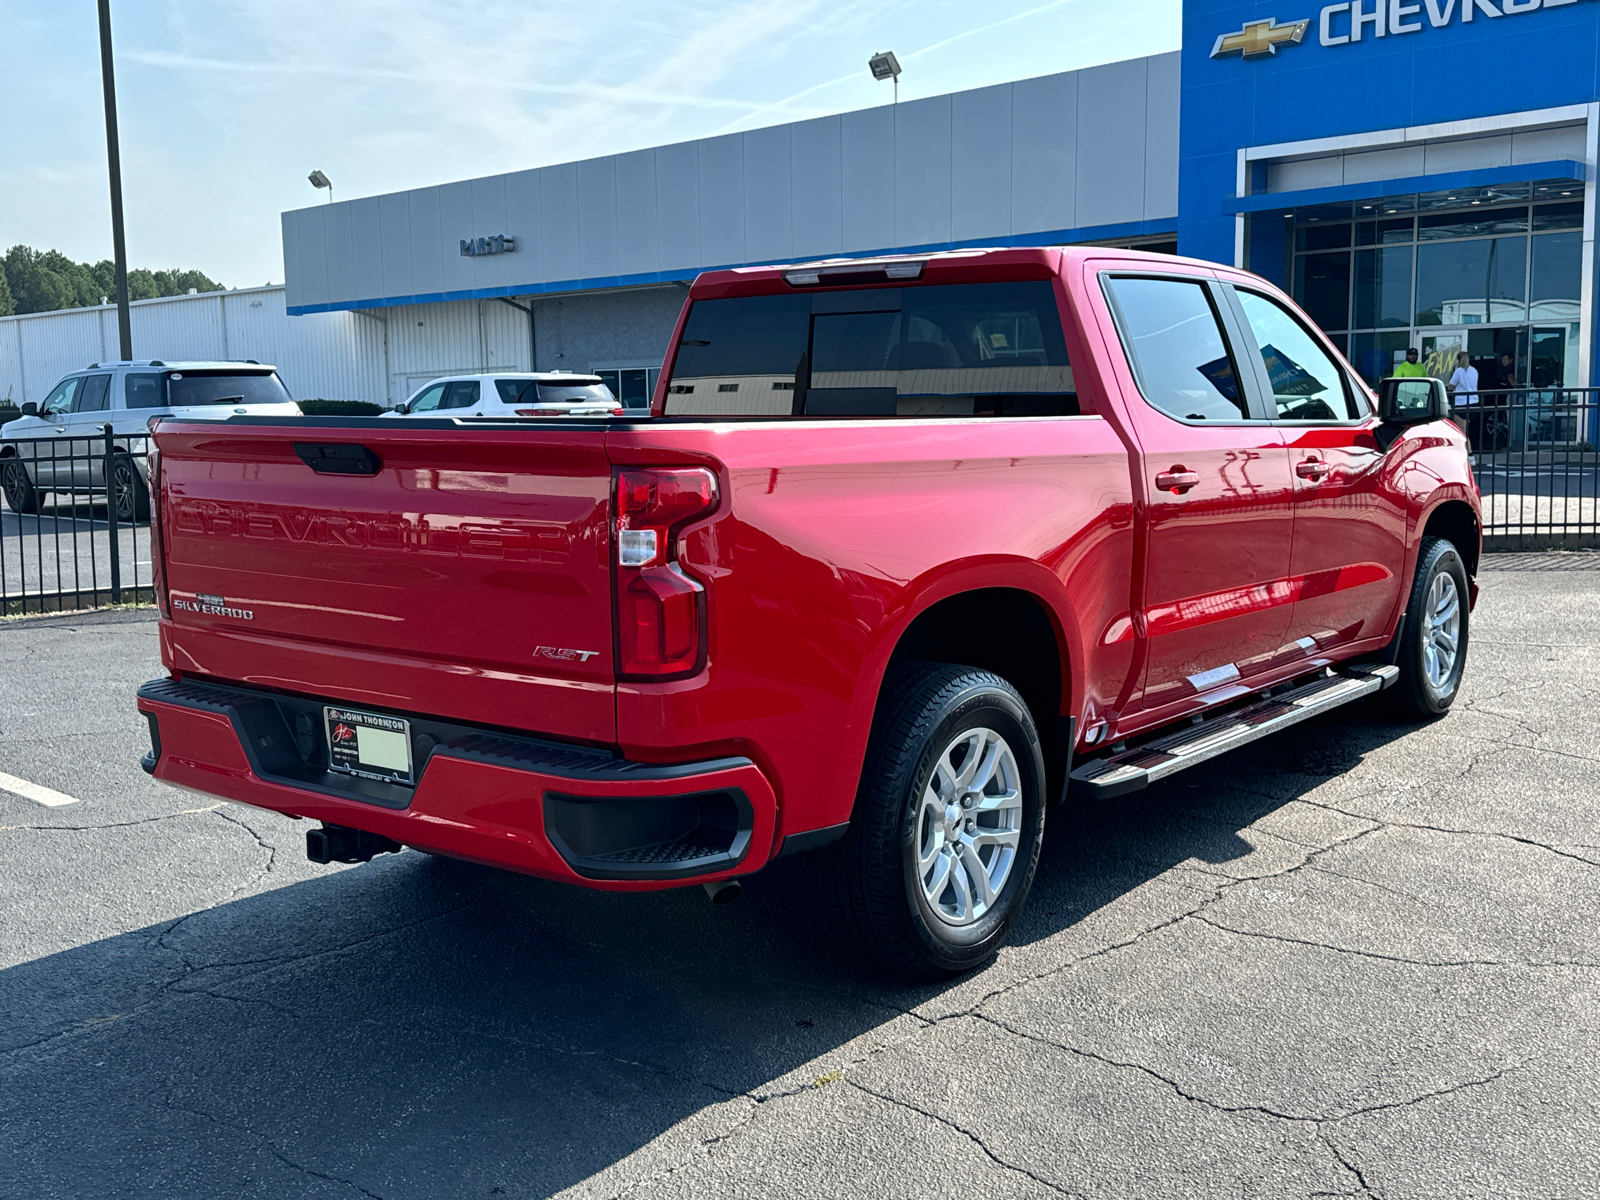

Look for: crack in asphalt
[163,1097,388,1199]
[844,1077,1090,1197]
[1319,1132,1384,1200]
[973,1010,1516,1127]
[1192,913,1600,970]
[0,802,223,833]
[1294,797,1600,870]
[214,805,279,900]
[0,890,492,1060]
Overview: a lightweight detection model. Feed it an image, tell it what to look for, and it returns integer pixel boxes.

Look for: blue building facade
[1179,0,1599,386]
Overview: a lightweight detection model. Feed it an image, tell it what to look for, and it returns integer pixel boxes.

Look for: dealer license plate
[324,706,413,785]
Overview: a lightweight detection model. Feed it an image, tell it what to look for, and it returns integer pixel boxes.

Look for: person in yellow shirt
[1392,347,1429,377]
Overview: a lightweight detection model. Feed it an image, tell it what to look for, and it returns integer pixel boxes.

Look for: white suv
[1,360,301,520]
[386,372,625,418]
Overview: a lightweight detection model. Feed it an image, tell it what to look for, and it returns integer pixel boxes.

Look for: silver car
[1,360,301,521]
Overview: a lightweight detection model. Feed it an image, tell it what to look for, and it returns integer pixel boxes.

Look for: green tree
[0,259,13,317]
[0,245,224,314]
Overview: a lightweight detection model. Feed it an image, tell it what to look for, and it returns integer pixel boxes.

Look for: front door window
[41,378,79,418]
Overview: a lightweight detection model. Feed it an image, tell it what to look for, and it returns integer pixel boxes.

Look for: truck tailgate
[155,420,616,743]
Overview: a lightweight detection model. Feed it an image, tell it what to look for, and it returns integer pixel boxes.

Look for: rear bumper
[136,676,777,889]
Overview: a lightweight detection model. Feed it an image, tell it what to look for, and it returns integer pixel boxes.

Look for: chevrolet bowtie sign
[1211,16,1312,57]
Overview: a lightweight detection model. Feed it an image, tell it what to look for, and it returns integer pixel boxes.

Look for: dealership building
[4,0,1596,408]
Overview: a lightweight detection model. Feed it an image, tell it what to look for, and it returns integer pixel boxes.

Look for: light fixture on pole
[868,51,902,104]
[308,169,333,204]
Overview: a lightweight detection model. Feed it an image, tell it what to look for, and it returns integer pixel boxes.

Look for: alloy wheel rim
[113,465,134,520]
[915,726,1023,928]
[3,462,25,505]
[1422,570,1461,692]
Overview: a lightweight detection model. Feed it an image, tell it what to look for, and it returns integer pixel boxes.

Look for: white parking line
[0,771,81,808]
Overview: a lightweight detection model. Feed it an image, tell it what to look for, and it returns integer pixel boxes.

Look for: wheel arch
[1420,497,1481,579]
[827,562,1081,829]
[885,587,1067,741]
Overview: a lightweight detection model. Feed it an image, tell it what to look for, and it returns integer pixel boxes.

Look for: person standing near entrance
[1449,351,1480,452]
[1394,347,1429,377]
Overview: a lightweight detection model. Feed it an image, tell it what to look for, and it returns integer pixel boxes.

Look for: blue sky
[0,0,1180,288]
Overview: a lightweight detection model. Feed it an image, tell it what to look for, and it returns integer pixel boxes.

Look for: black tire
[109,453,150,522]
[822,663,1048,979]
[1389,535,1471,719]
[2,456,41,515]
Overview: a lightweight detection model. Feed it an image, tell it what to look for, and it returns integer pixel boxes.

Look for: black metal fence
[0,391,1594,614]
[1471,387,1600,551]
[0,426,155,615]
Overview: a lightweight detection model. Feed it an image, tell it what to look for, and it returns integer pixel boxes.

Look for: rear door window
[664,282,1076,417]
[441,381,480,409]
[1103,276,1250,422]
[71,374,112,412]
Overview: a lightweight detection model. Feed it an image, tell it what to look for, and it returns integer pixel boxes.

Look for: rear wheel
[109,454,150,522]
[822,663,1047,979]
[1390,536,1470,718]
[2,457,41,515]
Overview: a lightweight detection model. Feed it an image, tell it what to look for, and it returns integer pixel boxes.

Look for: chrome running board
[1070,665,1399,799]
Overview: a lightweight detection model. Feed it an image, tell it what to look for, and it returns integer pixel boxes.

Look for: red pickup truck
[136,247,1479,977]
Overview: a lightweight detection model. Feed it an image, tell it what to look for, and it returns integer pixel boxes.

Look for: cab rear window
[664,282,1075,418]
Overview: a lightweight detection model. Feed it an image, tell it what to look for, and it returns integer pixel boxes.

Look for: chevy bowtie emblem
[1211,17,1310,59]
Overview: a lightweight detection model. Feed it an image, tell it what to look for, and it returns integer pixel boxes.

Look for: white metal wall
[0,286,387,408]
[284,52,1183,313]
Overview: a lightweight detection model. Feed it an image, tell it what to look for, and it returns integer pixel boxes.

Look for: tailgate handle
[293,443,382,476]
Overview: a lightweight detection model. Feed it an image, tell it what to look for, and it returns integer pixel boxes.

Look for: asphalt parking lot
[2,554,1598,1199]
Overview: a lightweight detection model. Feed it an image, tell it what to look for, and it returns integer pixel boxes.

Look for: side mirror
[1378,376,1448,426]
[20,401,38,417]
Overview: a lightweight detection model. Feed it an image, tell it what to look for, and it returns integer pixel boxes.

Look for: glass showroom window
[1288,181,1585,386]
[593,367,659,410]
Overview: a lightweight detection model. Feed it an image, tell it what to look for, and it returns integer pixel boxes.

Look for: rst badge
[533,645,600,663]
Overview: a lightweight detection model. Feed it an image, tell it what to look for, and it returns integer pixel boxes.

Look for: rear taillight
[614,467,718,678]
[148,443,170,617]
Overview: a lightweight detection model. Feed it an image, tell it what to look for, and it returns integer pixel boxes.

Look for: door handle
[1296,458,1331,480]
[1154,467,1201,494]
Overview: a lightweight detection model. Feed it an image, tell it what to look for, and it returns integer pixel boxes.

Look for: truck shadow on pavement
[0,705,1416,1199]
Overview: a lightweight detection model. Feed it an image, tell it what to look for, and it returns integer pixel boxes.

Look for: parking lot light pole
[97,0,133,363]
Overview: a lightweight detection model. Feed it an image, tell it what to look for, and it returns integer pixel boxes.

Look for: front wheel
[1390,535,1470,718]
[822,663,1047,979]
[2,456,41,515]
